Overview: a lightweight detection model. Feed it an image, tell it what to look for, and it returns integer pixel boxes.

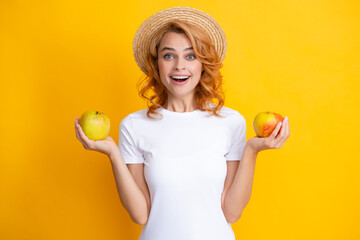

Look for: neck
[164,96,197,113]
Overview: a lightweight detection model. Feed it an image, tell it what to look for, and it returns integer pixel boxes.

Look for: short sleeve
[225,113,247,161]
[118,114,144,164]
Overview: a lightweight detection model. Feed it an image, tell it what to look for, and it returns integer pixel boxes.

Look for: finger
[280,117,290,139]
[278,118,287,139]
[275,118,290,147]
[270,121,282,139]
[75,120,80,139]
[75,120,85,145]
[273,128,286,148]
[275,134,286,148]
[275,135,287,148]
[286,118,290,137]
[75,120,91,149]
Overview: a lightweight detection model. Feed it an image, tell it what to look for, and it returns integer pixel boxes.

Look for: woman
[75,7,290,240]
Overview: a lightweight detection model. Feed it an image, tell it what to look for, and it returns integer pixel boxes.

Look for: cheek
[157,63,165,77]
[157,62,169,84]
[158,61,170,73]
[190,63,203,74]
[192,60,203,71]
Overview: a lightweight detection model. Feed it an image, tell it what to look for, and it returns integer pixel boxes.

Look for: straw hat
[132,6,227,74]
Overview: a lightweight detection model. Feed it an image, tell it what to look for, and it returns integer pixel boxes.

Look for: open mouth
[170,76,190,82]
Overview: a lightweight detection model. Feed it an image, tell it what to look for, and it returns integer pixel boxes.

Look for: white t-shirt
[118,104,247,240]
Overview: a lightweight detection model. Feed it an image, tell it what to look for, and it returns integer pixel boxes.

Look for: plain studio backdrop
[0,0,359,239]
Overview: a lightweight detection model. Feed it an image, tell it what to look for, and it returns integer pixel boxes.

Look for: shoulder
[120,108,147,125]
[212,103,246,123]
[210,104,247,134]
[216,106,247,142]
[120,107,151,127]
[128,108,149,119]
[219,105,243,117]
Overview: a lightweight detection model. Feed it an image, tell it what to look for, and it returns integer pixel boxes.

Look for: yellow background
[1,0,359,239]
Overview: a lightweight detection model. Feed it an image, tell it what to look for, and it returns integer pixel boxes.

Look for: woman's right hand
[74,117,118,157]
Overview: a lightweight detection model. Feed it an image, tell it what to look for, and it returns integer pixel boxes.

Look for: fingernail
[284,116,288,122]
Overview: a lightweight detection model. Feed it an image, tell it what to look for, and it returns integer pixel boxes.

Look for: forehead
[159,32,192,47]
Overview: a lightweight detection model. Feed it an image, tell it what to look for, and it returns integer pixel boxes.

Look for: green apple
[253,111,284,138]
[79,110,110,140]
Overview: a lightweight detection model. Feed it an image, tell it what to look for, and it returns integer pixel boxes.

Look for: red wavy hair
[136,19,226,119]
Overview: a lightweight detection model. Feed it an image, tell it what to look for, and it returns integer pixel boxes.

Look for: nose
[174,58,186,70]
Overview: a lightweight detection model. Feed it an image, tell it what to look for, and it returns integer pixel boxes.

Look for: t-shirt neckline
[159,107,201,116]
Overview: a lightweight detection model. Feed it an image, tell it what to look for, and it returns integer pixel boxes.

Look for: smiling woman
[135,18,226,119]
[102,6,290,240]
[157,31,204,103]
[113,8,250,240]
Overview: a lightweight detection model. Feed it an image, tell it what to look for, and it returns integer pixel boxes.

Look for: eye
[187,54,196,60]
[164,54,173,59]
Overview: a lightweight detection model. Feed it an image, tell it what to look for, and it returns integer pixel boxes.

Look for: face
[157,32,204,100]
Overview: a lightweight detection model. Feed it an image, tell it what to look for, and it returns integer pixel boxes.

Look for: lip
[170,74,190,77]
[170,76,190,85]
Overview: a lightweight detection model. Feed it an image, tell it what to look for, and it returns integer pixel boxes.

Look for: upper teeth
[171,76,189,79]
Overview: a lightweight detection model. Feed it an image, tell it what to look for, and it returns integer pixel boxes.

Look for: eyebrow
[161,47,193,52]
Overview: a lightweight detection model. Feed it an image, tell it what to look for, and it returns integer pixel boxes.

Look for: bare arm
[222,145,258,223]
[109,149,150,225]
[74,118,149,225]
[223,117,290,223]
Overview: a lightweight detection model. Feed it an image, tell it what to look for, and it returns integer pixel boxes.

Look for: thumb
[105,136,114,141]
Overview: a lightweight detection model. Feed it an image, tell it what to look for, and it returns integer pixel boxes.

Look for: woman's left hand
[247,117,290,153]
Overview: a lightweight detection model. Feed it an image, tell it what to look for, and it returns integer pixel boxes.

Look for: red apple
[253,111,284,138]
